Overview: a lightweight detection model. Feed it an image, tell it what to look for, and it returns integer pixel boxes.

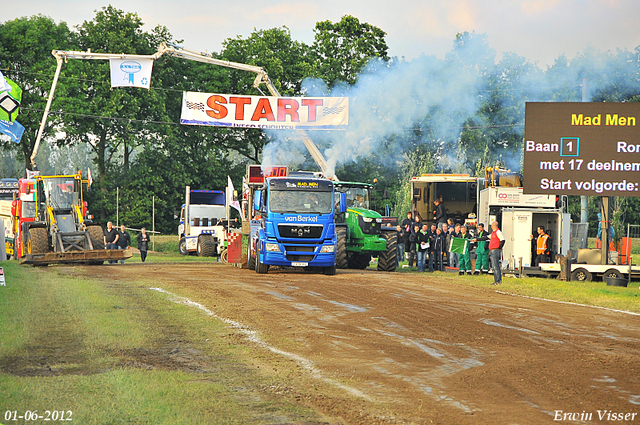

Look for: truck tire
[28,227,49,254]
[87,225,105,250]
[349,253,371,270]
[335,226,348,269]
[197,235,217,257]
[324,265,336,275]
[571,267,592,282]
[256,252,269,274]
[377,231,398,272]
[178,237,188,255]
[247,240,256,270]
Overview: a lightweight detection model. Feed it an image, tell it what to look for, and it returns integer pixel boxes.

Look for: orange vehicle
[12,173,131,265]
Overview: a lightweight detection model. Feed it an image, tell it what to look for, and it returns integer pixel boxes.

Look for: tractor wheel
[349,253,371,270]
[335,226,348,269]
[197,235,217,257]
[87,225,105,250]
[27,227,50,255]
[256,251,269,274]
[247,239,256,270]
[178,237,188,255]
[377,231,398,272]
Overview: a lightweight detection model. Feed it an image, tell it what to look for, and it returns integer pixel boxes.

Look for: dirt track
[77,263,640,424]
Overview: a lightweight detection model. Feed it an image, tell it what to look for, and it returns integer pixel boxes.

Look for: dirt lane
[74,263,640,424]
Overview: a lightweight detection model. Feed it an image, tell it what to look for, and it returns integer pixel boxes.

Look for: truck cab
[178,189,227,257]
[249,176,345,275]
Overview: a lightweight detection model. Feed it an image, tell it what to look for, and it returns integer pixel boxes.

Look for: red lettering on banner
[302,99,323,122]
[278,99,300,122]
[229,97,251,120]
[251,98,275,121]
[206,95,228,119]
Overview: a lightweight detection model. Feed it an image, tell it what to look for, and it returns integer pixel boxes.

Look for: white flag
[87,167,93,189]
[25,169,39,179]
[0,70,12,93]
[109,58,154,89]
[227,176,242,215]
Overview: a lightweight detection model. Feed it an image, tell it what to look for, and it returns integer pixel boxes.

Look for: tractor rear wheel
[87,225,105,250]
[27,227,50,254]
[335,226,348,269]
[377,231,398,272]
[197,235,217,257]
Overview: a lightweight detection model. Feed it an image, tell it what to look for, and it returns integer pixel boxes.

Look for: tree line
[1,6,639,237]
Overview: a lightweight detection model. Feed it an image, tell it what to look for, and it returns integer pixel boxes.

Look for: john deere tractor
[334,182,397,272]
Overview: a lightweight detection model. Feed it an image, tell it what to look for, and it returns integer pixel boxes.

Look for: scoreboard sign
[524,102,640,196]
[246,165,288,185]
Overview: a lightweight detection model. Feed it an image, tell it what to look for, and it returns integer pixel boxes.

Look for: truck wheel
[571,267,592,282]
[377,231,398,272]
[324,265,336,275]
[335,226,348,269]
[27,227,49,254]
[256,252,269,274]
[87,225,105,250]
[349,253,371,270]
[247,239,256,270]
[197,235,217,257]
[602,269,622,280]
[178,237,188,255]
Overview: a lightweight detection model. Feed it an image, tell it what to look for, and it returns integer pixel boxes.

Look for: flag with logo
[87,167,93,191]
[227,176,242,215]
[449,237,469,255]
[0,74,22,122]
[109,58,154,89]
[0,119,24,143]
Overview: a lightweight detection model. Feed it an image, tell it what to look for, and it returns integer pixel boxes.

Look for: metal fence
[569,222,589,259]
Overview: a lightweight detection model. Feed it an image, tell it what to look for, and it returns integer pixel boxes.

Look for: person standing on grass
[472,223,490,275]
[458,225,473,275]
[117,224,131,264]
[416,223,430,272]
[137,228,150,263]
[489,221,506,285]
[104,222,119,264]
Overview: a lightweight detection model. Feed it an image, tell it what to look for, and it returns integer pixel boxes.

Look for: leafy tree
[311,15,389,86]
[0,14,73,173]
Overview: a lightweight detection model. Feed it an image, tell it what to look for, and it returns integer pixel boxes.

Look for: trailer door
[502,210,533,267]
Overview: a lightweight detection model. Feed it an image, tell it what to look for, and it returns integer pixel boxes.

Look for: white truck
[178,186,227,258]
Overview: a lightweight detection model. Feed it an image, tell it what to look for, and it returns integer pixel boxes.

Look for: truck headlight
[362,217,372,223]
[320,244,335,253]
[265,243,280,252]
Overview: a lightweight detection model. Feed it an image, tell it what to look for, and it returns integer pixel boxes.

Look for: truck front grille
[278,224,323,239]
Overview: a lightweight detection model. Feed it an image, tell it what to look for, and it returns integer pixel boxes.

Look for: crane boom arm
[32,43,333,178]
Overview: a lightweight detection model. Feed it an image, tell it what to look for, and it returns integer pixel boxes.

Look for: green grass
[0,261,325,424]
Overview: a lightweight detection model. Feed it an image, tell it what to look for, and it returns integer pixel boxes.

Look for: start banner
[181,92,348,130]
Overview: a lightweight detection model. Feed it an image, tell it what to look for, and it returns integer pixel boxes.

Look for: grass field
[0,261,326,424]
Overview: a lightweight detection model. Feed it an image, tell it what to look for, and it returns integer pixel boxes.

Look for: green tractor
[334,182,397,272]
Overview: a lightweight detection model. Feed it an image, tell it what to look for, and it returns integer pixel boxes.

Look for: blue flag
[0,119,25,143]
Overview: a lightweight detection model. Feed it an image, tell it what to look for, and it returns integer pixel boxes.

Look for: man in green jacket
[473,223,490,275]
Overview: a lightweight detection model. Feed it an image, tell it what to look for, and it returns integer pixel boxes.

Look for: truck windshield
[43,178,76,210]
[339,187,370,209]
[269,190,333,214]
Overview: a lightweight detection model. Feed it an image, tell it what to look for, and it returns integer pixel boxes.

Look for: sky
[4,0,640,67]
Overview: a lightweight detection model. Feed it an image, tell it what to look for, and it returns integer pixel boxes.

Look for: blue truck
[248,175,346,275]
